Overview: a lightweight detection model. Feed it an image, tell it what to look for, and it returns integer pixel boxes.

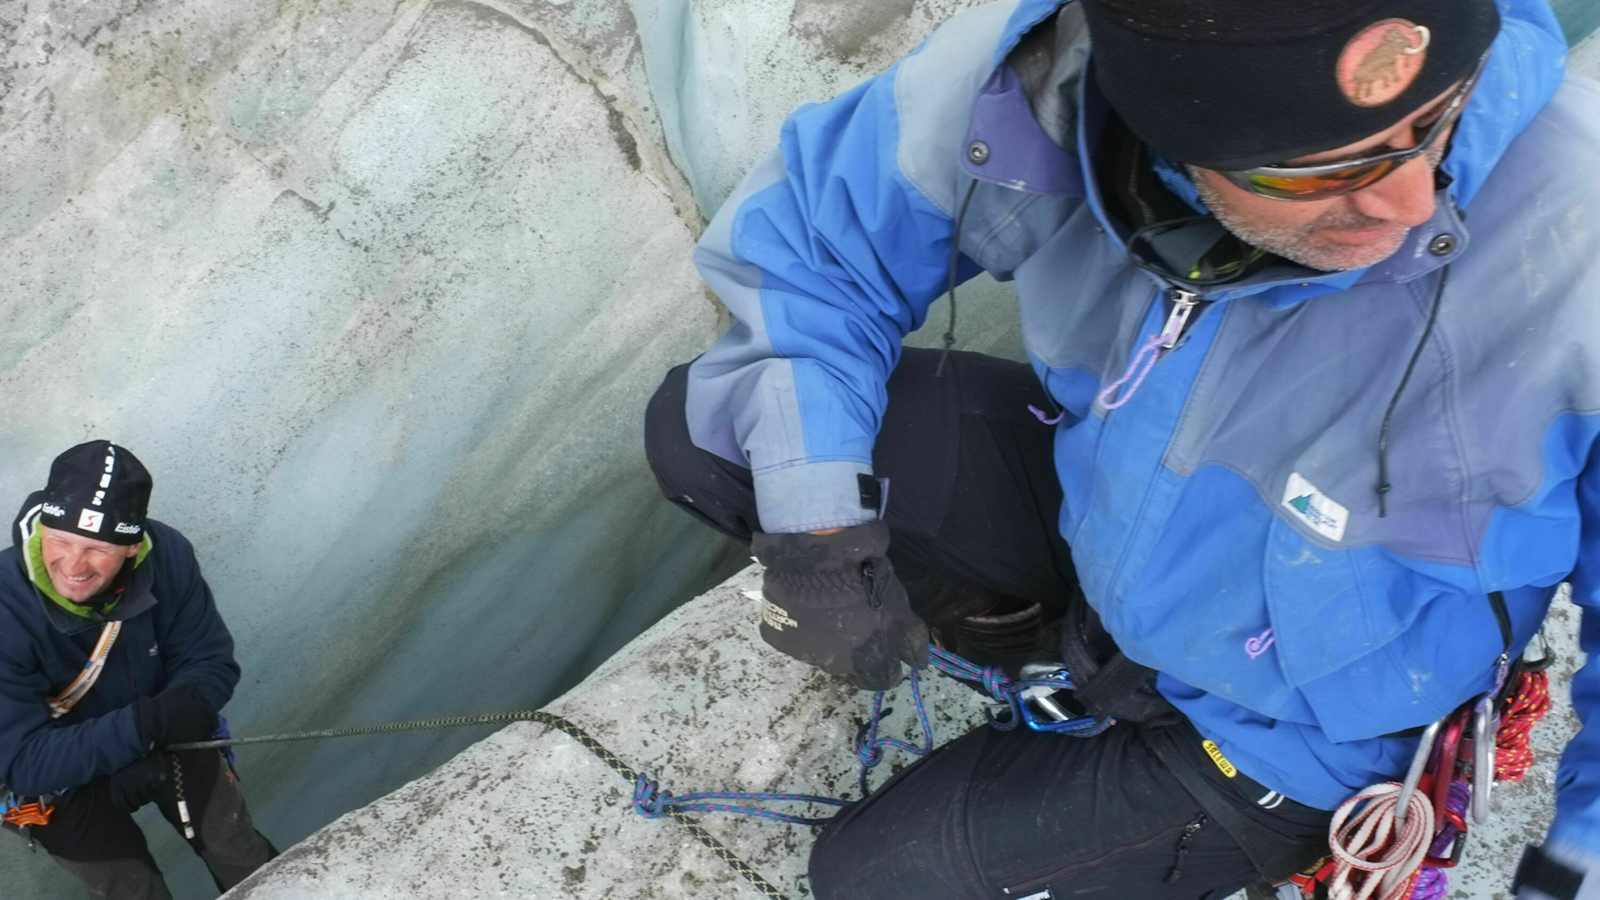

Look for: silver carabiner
[1018,663,1078,724]
[1394,718,1442,829]
[1472,692,1497,824]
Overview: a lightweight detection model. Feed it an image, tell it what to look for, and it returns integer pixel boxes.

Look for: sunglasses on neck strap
[1211,54,1488,202]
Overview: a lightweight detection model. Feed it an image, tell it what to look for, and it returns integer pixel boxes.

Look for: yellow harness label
[1202,740,1238,778]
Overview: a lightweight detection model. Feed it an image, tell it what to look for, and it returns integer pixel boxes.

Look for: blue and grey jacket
[685,0,1600,850]
[0,497,240,797]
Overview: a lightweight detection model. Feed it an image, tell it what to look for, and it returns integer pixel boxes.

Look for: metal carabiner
[1471,692,1497,824]
[1016,663,1082,731]
[1394,718,1442,829]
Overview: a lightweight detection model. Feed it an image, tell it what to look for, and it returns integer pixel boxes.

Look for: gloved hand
[1516,841,1598,900]
[134,684,218,749]
[105,753,169,812]
[751,521,928,691]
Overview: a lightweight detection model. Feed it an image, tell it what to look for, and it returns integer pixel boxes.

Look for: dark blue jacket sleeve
[0,613,145,796]
[150,524,240,713]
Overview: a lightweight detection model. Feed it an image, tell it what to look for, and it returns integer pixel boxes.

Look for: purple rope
[1408,866,1448,900]
[1426,782,1471,858]
[855,668,934,797]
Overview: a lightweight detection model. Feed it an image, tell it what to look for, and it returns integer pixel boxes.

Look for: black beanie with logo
[38,440,153,546]
[1080,0,1501,170]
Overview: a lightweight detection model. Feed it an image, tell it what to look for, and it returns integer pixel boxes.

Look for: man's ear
[123,543,140,559]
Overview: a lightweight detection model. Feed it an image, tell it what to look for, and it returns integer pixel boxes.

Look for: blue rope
[631,645,1112,826]
[632,778,849,826]
[854,667,934,798]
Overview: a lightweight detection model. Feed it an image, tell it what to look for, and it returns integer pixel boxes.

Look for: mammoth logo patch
[1337,19,1430,108]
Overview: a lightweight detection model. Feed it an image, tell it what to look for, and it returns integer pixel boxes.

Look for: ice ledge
[227,566,1581,899]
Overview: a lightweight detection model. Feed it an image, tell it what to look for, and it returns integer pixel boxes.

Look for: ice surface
[228,565,1585,899]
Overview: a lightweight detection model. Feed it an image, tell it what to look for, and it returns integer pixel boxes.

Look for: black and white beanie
[38,440,153,545]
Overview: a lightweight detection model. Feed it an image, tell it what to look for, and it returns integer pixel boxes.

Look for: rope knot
[632,774,673,819]
[980,667,1010,702]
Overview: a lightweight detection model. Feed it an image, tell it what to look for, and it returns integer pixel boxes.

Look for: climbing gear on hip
[1292,614,1555,900]
[1,794,54,829]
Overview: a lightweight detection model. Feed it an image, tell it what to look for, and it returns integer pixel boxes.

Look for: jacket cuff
[753,461,879,533]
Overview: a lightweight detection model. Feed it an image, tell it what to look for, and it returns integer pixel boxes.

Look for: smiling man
[0,441,274,899]
[644,0,1600,897]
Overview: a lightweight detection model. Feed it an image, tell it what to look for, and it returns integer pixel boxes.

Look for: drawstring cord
[1096,332,1168,411]
[935,180,980,377]
[1376,267,1449,517]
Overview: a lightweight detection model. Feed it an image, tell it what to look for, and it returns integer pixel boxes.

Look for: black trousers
[9,749,275,900]
[645,349,1332,899]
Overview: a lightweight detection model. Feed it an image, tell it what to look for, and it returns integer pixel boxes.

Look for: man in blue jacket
[0,441,274,899]
[646,0,1599,897]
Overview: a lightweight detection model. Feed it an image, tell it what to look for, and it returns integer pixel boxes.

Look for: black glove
[134,685,218,749]
[752,521,929,691]
[105,753,169,812]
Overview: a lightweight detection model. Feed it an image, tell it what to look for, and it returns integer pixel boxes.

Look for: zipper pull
[1097,288,1205,411]
[861,561,882,609]
[1158,289,1200,350]
[1492,651,1511,694]
[1165,814,1206,884]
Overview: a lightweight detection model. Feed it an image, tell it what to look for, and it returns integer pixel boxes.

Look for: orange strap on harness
[1,799,55,828]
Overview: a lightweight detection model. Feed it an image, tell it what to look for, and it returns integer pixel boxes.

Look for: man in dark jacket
[0,441,274,899]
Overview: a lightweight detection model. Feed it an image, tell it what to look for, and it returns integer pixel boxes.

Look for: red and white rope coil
[1325,781,1435,900]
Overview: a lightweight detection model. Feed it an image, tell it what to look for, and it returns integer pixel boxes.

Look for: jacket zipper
[1158,287,1205,350]
[1000,815,1203,893]
[1164,813,1208,884]
[861,561,883,609]
[1097,287,1210,415]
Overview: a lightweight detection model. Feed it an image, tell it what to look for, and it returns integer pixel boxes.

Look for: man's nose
[1347,156,1437,227]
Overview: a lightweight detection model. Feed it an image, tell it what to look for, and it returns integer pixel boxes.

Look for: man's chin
[52,581,105,604]
[1282,229,1409,272]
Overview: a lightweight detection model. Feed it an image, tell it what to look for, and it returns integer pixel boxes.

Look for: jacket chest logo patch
[1282,472,1348,541]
